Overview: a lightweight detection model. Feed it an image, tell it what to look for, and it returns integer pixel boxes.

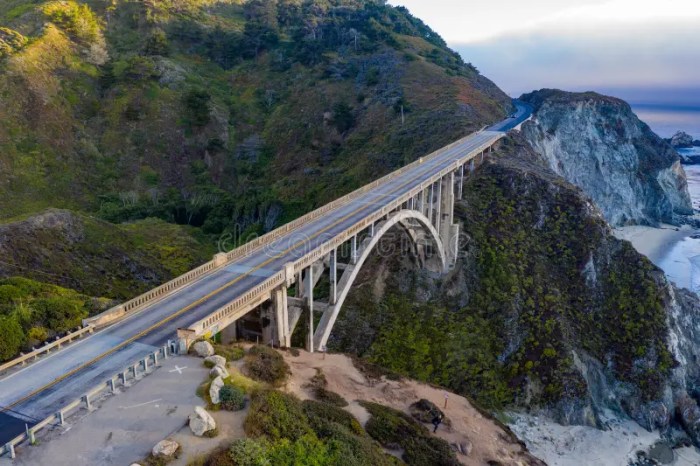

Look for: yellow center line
[3,135,492,412]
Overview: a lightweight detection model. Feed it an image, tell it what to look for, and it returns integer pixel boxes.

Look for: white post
[368,222,375,238]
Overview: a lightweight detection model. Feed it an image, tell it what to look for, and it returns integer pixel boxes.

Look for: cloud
[455,23,700,99]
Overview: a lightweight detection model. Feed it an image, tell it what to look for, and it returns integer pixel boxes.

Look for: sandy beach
[509,412,700,466]
[613,223,700,290]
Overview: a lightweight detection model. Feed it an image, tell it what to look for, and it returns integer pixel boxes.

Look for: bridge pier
[329,249,338,305]
[306,266,315,353]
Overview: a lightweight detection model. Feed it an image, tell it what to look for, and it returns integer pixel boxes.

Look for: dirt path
[281,350,544,465]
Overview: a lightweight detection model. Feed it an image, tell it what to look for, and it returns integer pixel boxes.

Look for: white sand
[613,224,692,263]
[509,413,700,466]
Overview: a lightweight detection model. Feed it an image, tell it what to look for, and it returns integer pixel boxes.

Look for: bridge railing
[189,134,503,337]
[0,325,95,377]
[83,131,490,331]
[223,131,488,263]
[0,344,171,459]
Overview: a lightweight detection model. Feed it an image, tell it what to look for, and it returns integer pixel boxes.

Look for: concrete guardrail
[0,343,173,459]
[0,325,95,377]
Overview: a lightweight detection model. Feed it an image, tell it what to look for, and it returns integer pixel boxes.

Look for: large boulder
[193,341,214,357]
[189,406,217,436]
[209,376,225,404]
[671,130,694,148]
[210,365,229,379]
[152,439,179,458]
[205,355,226,367]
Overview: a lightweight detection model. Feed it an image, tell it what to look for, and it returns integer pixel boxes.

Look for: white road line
[120,398,162,410]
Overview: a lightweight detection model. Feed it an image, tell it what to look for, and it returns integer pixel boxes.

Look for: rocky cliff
[329,133,700,447]
[520,89,692,226]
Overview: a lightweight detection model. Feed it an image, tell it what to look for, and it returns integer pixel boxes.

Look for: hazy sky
[389,0,700,104]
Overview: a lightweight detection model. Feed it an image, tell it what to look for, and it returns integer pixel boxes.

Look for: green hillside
[0,0,510,236]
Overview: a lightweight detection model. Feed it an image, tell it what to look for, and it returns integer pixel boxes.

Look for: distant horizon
[389,0,700,137]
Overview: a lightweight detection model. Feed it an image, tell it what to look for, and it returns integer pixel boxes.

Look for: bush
[203,427,219,438]
[244,390,313,441]
[0,315,24,361]
[314,387,348,407]
[359,401,459,466]
[228,438,268,466]
[246,345,290,386]
[214,344,245,361]
[302,400,363,436]
[42,1,101,43]
[220,385,246,411]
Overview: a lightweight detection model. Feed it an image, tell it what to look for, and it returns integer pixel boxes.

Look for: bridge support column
[436,178,443,236]
[457,164,464,200]
[440,172,459,268]
[306,266,315,353]
[273,286,290,347]
[350,236,358,265]
[428,184,434,227]
[329,249,338,305]
[470,159,475,173]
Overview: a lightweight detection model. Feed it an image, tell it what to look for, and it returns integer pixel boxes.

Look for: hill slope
[0,0,510,235]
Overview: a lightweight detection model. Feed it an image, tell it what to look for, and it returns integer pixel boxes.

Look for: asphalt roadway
[0,103,531,444]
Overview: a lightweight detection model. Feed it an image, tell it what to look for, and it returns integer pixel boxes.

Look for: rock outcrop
[520,89,692,226]
[205,355,226,367]
[189,406,216,436]
[193,341,214,358]
[152,439,179,458]
[210,365,229,379]
[209,376,224,404]
[670,131,695,148]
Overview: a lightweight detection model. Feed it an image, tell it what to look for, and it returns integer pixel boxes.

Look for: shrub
[302,400,362,436]
[228,438,268,466]
[214,344,245,361]
[42,1,102,43]
[246,345,290,386]
[220,385,246,411]
[359,401,459,466]
[0,315,24,361]
[314,387,348,407]
[203,427,219,438]
[203,360,216,369]
[244,390,313,441]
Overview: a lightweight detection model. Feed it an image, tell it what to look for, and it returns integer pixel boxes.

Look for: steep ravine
[329,133,700,455]
[520,89,692,227]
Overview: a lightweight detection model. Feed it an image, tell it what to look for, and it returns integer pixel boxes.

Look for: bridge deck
[0,103,531,444]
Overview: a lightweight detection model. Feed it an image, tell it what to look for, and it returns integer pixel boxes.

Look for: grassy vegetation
[245,345,290,386]
[359,401,459,466]
[233,389,397,466]
[0,0,509,229]
[0,276,110,360]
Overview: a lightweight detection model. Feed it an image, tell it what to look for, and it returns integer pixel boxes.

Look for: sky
[388,0,700,106]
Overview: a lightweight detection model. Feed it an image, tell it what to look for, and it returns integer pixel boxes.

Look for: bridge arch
[312,209,447,351]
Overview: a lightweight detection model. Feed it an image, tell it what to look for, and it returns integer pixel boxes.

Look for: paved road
[0,103,531,443]
[488,101,533,132]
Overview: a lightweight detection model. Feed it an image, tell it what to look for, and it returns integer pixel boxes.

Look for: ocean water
[631,104,700,139]
[653,164,700,290]
[621,105,700,290]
